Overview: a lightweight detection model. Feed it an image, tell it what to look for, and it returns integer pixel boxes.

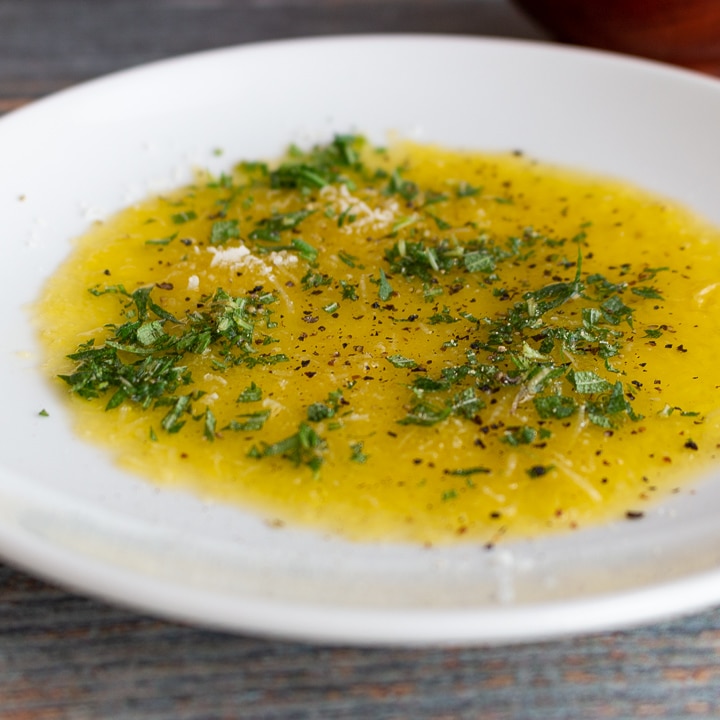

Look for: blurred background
[0,0,545,112]
[4,0,718,117]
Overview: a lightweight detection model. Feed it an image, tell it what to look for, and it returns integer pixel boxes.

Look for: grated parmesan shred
[207,244,299,309]
[318,184,399,233]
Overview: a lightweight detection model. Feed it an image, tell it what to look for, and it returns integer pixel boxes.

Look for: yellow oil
[34,138,720,545]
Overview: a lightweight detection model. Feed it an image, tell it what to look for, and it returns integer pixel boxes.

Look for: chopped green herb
[145,234,177,246]
[210,219,240,245]
[161,394,191,433]
[534,395,578,420]
[386,168,419,202]
[269,134,365,190]
[60,286,289,435]
[203,408,217,441]
[171,210,197,224]
[290,238,318,264]
[301,270,332,290]
[258,421,327,473]
[340,280,359,301]
[307,402,335,422]
[249,208,315,243]
[338,250,359,268]
[456,182,481,198]
[586,382,643,428]
[224,410,271,432]
[398,399,451,426]
[350,441,368,463]
[373,268,394,301]
[568,370,613,395]
[601,295,634,327]
[387,354,417,369]
[423,190,449,206]
[428,306,457,324]
[464,250,495,274]
[501,426,537,446]
[444,466,491,476]
[632,286,664,300]
[426,211,451,230]
[337,207,357,228]
[87,284,129,297]
[237,382,262,403]
[390,214,420,235]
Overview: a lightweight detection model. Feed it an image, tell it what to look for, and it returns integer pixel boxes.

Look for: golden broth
[35,137,720,545]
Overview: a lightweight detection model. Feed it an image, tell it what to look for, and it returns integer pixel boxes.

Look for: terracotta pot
[512,0,720,75]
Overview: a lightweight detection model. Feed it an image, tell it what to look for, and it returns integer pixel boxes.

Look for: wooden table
[3,2,720,717]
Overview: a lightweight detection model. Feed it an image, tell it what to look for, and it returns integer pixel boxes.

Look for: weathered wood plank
[0,0,544,108]
[1,558,720,719]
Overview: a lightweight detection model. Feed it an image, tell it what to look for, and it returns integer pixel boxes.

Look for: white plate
[2,35,720,646]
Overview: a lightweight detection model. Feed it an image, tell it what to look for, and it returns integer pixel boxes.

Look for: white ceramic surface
[2,35,720,645]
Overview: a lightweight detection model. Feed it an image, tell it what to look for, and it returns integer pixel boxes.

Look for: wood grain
[2,561,720,719]
[0,0,544,107]
[2,2,720,718]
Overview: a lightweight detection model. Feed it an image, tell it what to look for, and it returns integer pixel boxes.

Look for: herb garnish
[61,286,285,434]
[58,134,692,500]
[254,422,327,474]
